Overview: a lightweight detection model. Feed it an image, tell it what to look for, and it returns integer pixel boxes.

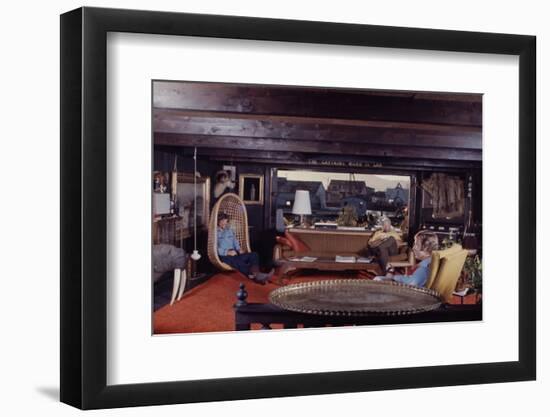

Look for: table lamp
[292,190,312,227]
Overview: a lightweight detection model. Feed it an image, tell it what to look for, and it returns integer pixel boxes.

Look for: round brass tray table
[269,279,442,316]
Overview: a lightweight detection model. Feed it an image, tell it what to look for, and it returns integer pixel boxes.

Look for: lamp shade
[292,190,312,215]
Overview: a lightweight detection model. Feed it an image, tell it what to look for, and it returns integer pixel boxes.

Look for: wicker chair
[207,193,252,271]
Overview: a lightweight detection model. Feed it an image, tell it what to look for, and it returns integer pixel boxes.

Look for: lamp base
[297,214,310,228]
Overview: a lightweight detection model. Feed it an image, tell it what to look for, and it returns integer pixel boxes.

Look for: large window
[276,170,410,229]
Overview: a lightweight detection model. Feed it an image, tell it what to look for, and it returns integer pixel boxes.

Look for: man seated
[373,231,439,287]
[367,217,403,272]
[217,212,273,284]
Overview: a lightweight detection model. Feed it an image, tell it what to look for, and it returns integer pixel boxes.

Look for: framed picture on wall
[152,170,170,194]
[239,174,264,205]
[175,173,211,230]
[61,6,535,410]
[223,165,237,182]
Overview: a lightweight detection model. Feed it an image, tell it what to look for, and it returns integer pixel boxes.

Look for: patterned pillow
[282,230,310,252]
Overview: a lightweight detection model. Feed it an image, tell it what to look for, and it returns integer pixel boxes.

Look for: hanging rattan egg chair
[207,193,252,271]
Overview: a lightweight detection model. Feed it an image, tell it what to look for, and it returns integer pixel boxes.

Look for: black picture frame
[60,6,536,410]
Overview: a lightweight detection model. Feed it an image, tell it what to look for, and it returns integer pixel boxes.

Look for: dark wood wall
[153,81,481,166]
[153,81,483,265]
[154,148,276,266]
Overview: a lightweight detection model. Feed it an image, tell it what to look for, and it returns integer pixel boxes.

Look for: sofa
[273,228,414,275]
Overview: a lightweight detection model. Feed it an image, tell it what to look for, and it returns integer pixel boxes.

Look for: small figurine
[250,183,256,201]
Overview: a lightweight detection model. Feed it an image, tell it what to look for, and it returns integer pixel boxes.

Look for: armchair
[426,244,468,303]
[386,242,416,274]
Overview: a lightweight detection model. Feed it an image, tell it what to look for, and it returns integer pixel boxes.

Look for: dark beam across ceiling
[153,81,482,165]
[155,145,481,171]
[153,81,482,127]
[154,109,481,150]
[155,132,481,161]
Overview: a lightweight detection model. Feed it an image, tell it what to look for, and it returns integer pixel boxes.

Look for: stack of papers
[452,288,471,297]
[314,222,338,229]
[289,256,318,262]
[356,257,373,263]
[335,256,356,263]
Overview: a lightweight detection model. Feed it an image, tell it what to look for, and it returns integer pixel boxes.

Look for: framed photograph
[223,165,237,182]
[152,170,170,194]
[239,174,264,205]
[61,6,535,410]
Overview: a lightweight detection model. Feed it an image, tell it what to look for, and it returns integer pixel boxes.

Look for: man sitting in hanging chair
[217,212,274,284]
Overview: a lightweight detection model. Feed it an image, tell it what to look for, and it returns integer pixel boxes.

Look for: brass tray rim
[268,279,442,317]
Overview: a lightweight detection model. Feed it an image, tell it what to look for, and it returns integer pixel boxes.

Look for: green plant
[463,254,482,291]
[337,205,358,227]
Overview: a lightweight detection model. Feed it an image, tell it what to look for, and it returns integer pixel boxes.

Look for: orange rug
[153,272,478,334]
[154,272,343,334]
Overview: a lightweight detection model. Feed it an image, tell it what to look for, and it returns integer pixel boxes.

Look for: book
[289,256,318,262]
[335,255,356,263]
[314,222,338,229]
[453,288,471,297]
[356,257,373,263]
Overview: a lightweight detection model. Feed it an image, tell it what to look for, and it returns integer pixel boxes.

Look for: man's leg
[373,274,393,282]
[240,252,275,284]
[239,252,260,269]
[377,247,389,271]
[220,255,252,276]
[374,237,398,271]
[387,237,399,256]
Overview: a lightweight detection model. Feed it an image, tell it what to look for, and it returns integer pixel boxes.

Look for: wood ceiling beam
[205,157,476,172]
[153,109,481,133]
[170,147,477,166]
[160,146,480,169]
[153,81,482,127]
[154,132,482,161]
[153,109,481,150]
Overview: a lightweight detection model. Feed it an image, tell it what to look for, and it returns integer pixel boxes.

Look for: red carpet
[153,272,478,334]
[154,272,345,334]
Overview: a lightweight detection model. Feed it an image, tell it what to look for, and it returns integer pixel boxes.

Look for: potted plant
[336,205,358,227]
[463,254,482,301]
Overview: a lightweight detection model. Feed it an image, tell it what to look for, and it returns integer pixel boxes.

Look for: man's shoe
[254,269,275,285]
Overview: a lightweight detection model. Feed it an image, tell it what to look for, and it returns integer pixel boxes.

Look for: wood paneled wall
[153,81,482,167]
[153,81,483,261]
